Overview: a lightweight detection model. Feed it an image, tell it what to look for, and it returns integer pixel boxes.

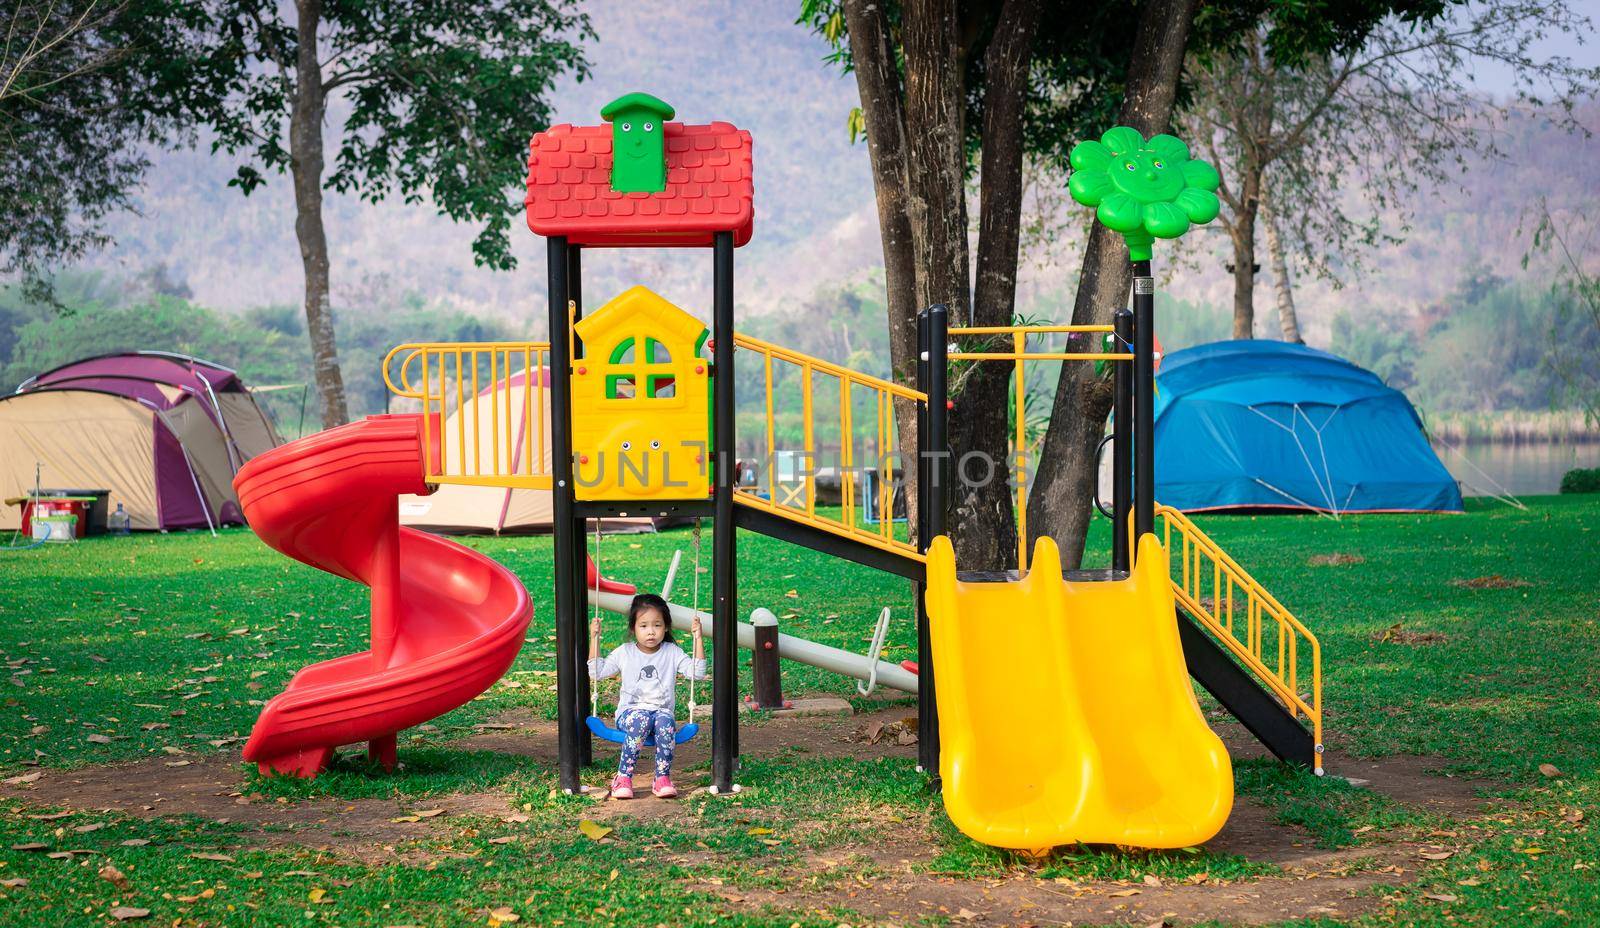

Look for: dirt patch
[1371,622,1448,646]
[1309,553,1366,567]
[1450,575,1532,589]
[0,752,515,862]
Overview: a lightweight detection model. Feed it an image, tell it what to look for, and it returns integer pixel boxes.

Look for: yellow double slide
[925,534,1233,850]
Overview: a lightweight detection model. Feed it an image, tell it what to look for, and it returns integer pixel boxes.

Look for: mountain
[81,3,1600,354]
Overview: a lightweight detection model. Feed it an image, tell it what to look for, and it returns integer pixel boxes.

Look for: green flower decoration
[1068,126,1221,261]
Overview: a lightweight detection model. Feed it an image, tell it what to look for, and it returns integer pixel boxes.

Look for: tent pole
[165,419,218,538]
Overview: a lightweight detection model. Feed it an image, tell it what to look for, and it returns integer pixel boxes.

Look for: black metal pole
[913,309,932,771]
[565,244,593,769]
[1112,308,1134,573]
[546,236,581,793]
[1132,260,1155,555]
[919,303,948,781]
[711,231,738,792]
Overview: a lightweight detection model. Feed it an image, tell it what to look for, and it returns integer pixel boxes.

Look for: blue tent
[1152,340,1462,514]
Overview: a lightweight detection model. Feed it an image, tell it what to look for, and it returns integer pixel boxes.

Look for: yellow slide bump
[926,533,1232,850]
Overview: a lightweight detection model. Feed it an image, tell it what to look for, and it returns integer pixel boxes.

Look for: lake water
[1431,440,1600,498]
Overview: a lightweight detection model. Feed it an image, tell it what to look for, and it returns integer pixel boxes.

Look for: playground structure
[236,96,1324,851]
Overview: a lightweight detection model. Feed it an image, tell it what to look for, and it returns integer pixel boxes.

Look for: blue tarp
[1152,340,1463,513]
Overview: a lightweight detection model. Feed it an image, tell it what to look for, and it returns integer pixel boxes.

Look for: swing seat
[586,715,700,746]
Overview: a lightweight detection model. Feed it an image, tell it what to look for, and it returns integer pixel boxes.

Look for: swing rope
[590,518,600,714]
[586,517,702,745]
[687,518,702,724]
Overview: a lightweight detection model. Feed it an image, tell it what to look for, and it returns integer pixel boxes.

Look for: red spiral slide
[234,415,534,777]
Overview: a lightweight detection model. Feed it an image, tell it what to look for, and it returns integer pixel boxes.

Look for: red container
[21,497,90,539]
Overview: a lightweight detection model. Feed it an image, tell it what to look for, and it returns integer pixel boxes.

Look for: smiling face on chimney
[601,93,675,194]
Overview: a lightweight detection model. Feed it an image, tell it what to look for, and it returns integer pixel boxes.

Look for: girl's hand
[590,615,602,638]
[690,616,702,639]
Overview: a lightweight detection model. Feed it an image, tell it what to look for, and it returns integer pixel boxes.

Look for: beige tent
[399,370,654,535]
[1,352,284,531]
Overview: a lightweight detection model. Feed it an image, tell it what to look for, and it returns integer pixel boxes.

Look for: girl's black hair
[627,593,675,643]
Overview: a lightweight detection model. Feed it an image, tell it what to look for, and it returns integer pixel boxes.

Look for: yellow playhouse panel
[925,533,1233,851]
[571,285,712,501]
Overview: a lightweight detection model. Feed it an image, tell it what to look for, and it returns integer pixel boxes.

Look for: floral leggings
[615,708,677,779]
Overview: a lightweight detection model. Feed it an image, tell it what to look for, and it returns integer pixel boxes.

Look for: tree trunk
[1260,183,1304,343]
[290,0,347,429]
[1027,0,1199,569]
[843,0,922,535]
[1229,166,1261,340]
[954,0,1042,570]
[902,0,996,564]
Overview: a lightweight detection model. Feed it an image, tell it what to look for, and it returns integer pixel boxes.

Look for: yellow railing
[383,341,554,489]
[731,333,925,562]
[947,323,1125,571]
[1150,504,1324,771]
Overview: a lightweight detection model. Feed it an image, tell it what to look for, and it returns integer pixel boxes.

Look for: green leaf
[1142,201,1191,238]
[1068,170,1114,207]
[1147,134,1191,165]
[1100,126,1145,155]
[1180,159,1221,192]
[1097,192,1144,233]
[1175,187,1221,224]
[1069,139,1112,171]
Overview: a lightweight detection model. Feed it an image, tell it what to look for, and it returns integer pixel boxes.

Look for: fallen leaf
[1142,874,1162,886]
[120,839,150,847]
[784,590,799,599]
[488,836,517,845]
[413,808,445,818]
[1424,893,1459,903]
[1517,847,1546,856]
[390,815,421,823]
[109,907,150,921]
[0,878,27,888]
[86,734,112,744]
[308,887,329,903]
[1564,809,1586,824]
[1108,888,1142,897]
[760,838,782,846]
[1456,878,1482,886]
[955,908,978,920]
[73,822,106,833]
[1420,850,1455,861]
[747,827,773,836]
[99,864,130,890]
[489,906,520,923]
[1539,763,1562,778]
[190,852,234,862]
[578,820,612,841]
[3,772,43,785]
[502,813,529,824]
[10,843,47,852]
[26,811,69,820]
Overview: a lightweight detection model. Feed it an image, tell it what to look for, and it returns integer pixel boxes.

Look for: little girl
[588,593,707,799]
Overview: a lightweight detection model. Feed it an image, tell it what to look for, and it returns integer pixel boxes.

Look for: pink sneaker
[651,776,677,798]
[609,774,633,799]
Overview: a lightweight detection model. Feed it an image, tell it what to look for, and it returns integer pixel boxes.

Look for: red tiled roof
[525,122,753,248]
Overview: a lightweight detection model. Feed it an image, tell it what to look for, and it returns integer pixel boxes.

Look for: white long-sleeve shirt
[588,641,708,714]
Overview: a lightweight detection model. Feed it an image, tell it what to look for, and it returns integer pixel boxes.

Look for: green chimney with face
[601,92,675,193]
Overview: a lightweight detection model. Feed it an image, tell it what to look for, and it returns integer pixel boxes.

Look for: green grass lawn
[0,495,1596,926]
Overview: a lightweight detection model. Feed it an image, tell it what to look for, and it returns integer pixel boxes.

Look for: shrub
[1560,467,1600,494]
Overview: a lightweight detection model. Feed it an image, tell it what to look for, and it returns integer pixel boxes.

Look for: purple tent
[1,352,284,531]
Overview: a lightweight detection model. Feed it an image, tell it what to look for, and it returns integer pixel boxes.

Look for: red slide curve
[234,415,533,777]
